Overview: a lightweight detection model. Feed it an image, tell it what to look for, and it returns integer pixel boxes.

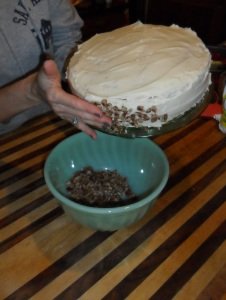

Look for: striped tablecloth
[0,112,225,300]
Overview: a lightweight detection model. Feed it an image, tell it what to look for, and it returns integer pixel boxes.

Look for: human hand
[36,59,111,138]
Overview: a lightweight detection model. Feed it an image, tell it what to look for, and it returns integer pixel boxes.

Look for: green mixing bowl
[44,131,169,231]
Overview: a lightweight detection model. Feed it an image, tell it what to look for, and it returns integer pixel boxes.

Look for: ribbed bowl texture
[44,131,169,231]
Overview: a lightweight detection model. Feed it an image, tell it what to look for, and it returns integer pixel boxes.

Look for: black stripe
[0,112,207,146]
[0,141,224,247]
[0,118,222,299]
[0,207,63,254]
[0,122,72,159]
[0,127,75,173]
[0,114,59,144]
[0,116,205,173]
[1,125,224,203]
[1,134,224,298]
[0,193,53,229]
[5,231,113,300]
[55,164,225,299]
[0,126,77,189]
[0,141,224,251]
[156,118,207,149]
[0,162,43,188]
[0,178,45,209]
[101,187,226,300]
[164,139,226,193]
[150,220,226,300]
[0,117,217,191]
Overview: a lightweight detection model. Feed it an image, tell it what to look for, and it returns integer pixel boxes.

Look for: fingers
[55,88,104,117]
[52,89,112,126]
[57,104,111,139]
[76,121,98,139]
[62,110,111,133]
[60,113,99,139]
[53,101,111,126]
[40,60,112,138]
[40,59,107,124]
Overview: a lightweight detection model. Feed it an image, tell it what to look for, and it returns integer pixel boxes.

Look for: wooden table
[0,111,225,300]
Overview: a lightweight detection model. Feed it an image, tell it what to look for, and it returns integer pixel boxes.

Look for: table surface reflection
[0,112,225,300]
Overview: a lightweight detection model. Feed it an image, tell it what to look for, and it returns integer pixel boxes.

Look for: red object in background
[201,45,226,118]
[201,101,222,118]
[201,91,222,118]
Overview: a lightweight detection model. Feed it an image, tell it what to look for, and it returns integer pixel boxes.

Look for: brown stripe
[0,116,206,173]
[0,207,63,254]
[101,187,226,300]
[0,117,215,192]
[5,231,113,300]
[1,124,224,197]
[196,266,226,300]
[2,147,224,298]
[0,177,45,209]
[0,113,206,147]
[164,139,226,193]
[0,162,42,188]
[0,122,72,159]
[0,193,53,229]
[0,114,59,144]
[54,164,225,300]
[150,220,226,300]
[0,127,74,173]
[1,118,224,299]
[0,137,224,251]
[1,143,224,250]
[155,118,206,149]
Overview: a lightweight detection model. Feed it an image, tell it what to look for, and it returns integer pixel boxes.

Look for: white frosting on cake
[67,22,211,128]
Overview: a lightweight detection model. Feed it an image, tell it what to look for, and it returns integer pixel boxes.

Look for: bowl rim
[44,132,169,214]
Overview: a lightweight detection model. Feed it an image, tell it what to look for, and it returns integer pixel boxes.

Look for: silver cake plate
[97,85,214,138]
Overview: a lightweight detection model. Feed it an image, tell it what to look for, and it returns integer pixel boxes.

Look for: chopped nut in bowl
[44,131,169,231]
[66,167,138,207]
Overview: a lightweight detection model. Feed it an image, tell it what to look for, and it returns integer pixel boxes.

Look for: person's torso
[0,0,53,87]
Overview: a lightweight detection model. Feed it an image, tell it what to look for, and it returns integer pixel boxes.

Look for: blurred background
[71,0,226,45]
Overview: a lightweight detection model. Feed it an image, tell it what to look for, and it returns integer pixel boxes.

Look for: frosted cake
[67,22,211,132]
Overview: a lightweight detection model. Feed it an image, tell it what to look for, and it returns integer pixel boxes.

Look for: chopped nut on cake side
[93,99,168,133]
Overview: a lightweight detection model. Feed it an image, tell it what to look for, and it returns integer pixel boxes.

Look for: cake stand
[98,85,214,138]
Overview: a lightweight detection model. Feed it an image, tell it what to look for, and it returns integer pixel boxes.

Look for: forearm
[0,72,42,122]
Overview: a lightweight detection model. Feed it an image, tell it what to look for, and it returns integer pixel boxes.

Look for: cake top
[68,22,211,104]
[67,22,211,134]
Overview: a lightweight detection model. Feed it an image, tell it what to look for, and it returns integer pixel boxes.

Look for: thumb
[37,59,62,95]
[42,59,61,82]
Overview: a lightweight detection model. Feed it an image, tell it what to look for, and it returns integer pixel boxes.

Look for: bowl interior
[44,131,169,205]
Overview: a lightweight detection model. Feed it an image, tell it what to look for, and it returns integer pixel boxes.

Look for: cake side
[67,22,211,129]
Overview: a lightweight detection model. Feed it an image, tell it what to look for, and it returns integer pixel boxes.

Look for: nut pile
[94,99,168,134]
[66,167,137,207]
